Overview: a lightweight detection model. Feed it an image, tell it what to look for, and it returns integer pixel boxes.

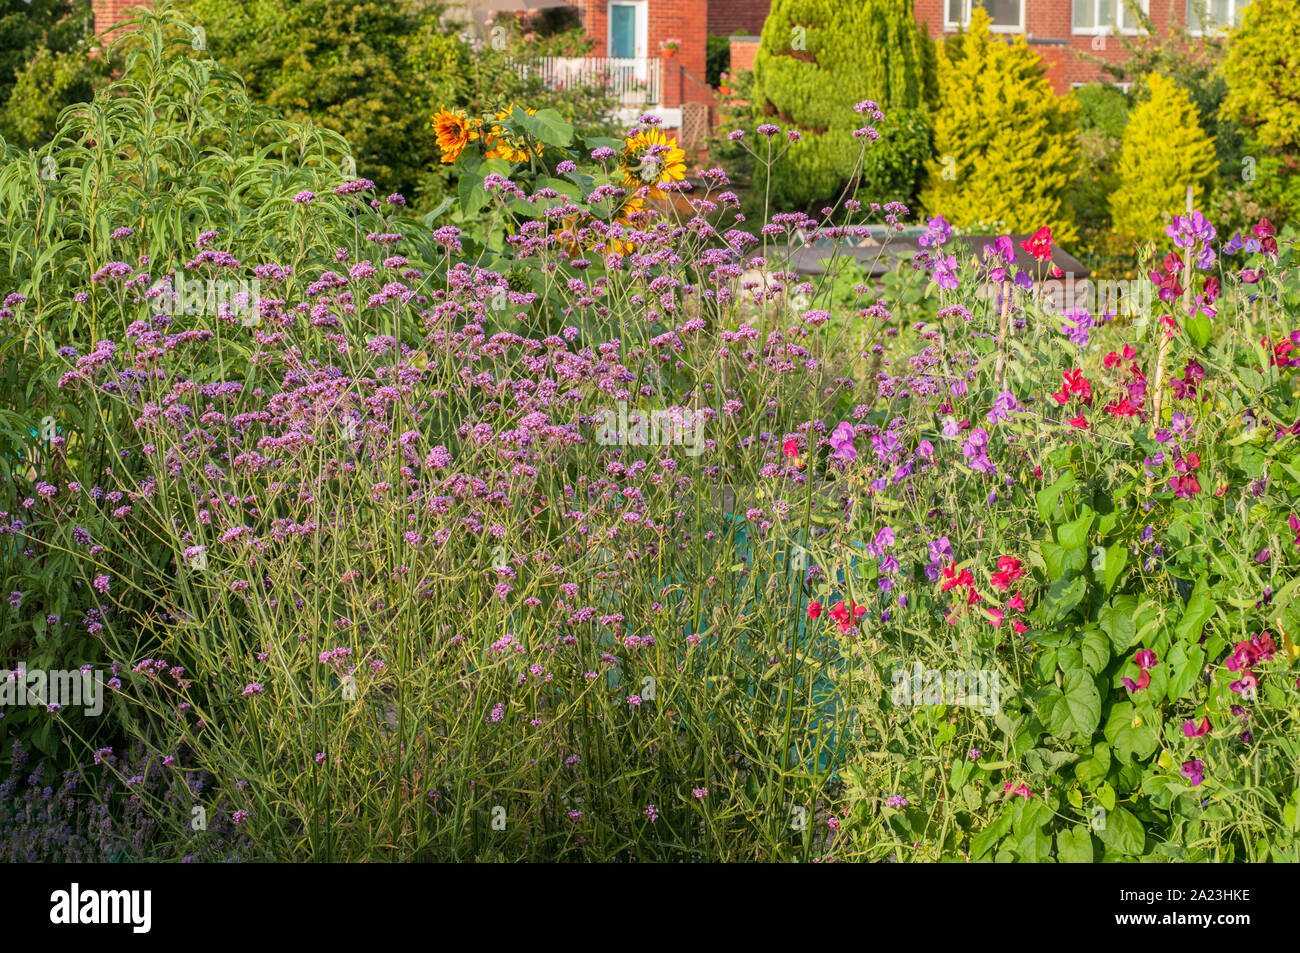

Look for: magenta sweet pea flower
[1121,669,1151,694]
[1182,717,1211,738]
[829,422,857,463]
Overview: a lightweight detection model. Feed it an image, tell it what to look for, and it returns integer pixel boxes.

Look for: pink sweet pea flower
[1182,717,1211,738]
[1134,649,1158,670]
[1121,669,1151,694]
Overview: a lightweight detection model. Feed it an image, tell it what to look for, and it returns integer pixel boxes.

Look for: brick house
[729,1,1252,95]
[92,1,1252,131]
[92,0,732,143]
[913,0,1251,92]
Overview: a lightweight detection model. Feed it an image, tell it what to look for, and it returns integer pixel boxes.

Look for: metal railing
[505,56,661,106]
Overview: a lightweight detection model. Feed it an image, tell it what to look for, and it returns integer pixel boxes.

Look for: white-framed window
[1186,0,1252,34]
[1070,81,1134,92]
[1072,0,1149,34]
[608,0,648,59]
[945,0,1025,32]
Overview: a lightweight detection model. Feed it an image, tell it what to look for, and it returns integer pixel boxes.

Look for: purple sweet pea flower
[924,536,953,581]
[986,390,1023,425]
[918,215,951,249]
[829,421,856,463]
[1060,309,1093,347]
[1180,759,1205,787]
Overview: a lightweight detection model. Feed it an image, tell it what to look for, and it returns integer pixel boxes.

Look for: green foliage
[0,0,112,149]
[1109,73,1217,244]
[746,0,932,211]
[1220,0,1300,153]
[1081,0,1256,236]
[706,32,730,88]
[0,0,90,105]
[177,0,441,203]
[1220,0,1300,222]
[834,229,1300,862]
[920,9,1080,242]
[1,45,115,149]
[1074,82,1130,140]
[1069,84,1130,260]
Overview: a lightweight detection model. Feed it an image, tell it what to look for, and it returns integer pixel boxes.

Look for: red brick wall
[915,0,1209,93]
[707,0,772,37]
[729,34,760,72]
[573,0,712,107]
[93,0,141,39]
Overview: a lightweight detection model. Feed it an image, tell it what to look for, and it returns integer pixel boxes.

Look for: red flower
[1105,397,1139,418]
[1064,369,1092,403]
[1263,336,1295,367]
[1012,619,1028,634]
[1121,669,1151,694]
[783,438,800,459]
[1007,592,1027,611]
[1103,351,1122,369]
[829,599,867,633]
[806,600,823,620]
[990,556,1024,591]
[1183,716,1211,737]
[1202,275,1220,303]
[940,563,974,592]
[1069,413,1090,430]
[1170,474,1201,498]
[1020,226,1053,261]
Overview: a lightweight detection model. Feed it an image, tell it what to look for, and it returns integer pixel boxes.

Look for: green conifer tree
[1109,73,1217,244]
[919,8,1080,242]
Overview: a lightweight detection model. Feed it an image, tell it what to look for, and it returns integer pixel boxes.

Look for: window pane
[948,0,965,23]
[1073,0,1095,29]
[1098,0,1116,27]
[610,4,636,58]
[1112,0,1133,29]
[976,0,1021,26]
[1186,0,1202,30]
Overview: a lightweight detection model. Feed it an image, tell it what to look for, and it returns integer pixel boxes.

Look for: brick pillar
[93,0,145,40]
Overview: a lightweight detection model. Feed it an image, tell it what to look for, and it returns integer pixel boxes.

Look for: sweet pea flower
[829,421,857,463]
[1182,716,1211,738]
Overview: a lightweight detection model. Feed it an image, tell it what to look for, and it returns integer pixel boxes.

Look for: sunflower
[485,105,541,164]
[432,108,480,164]
[619,129,687,199]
